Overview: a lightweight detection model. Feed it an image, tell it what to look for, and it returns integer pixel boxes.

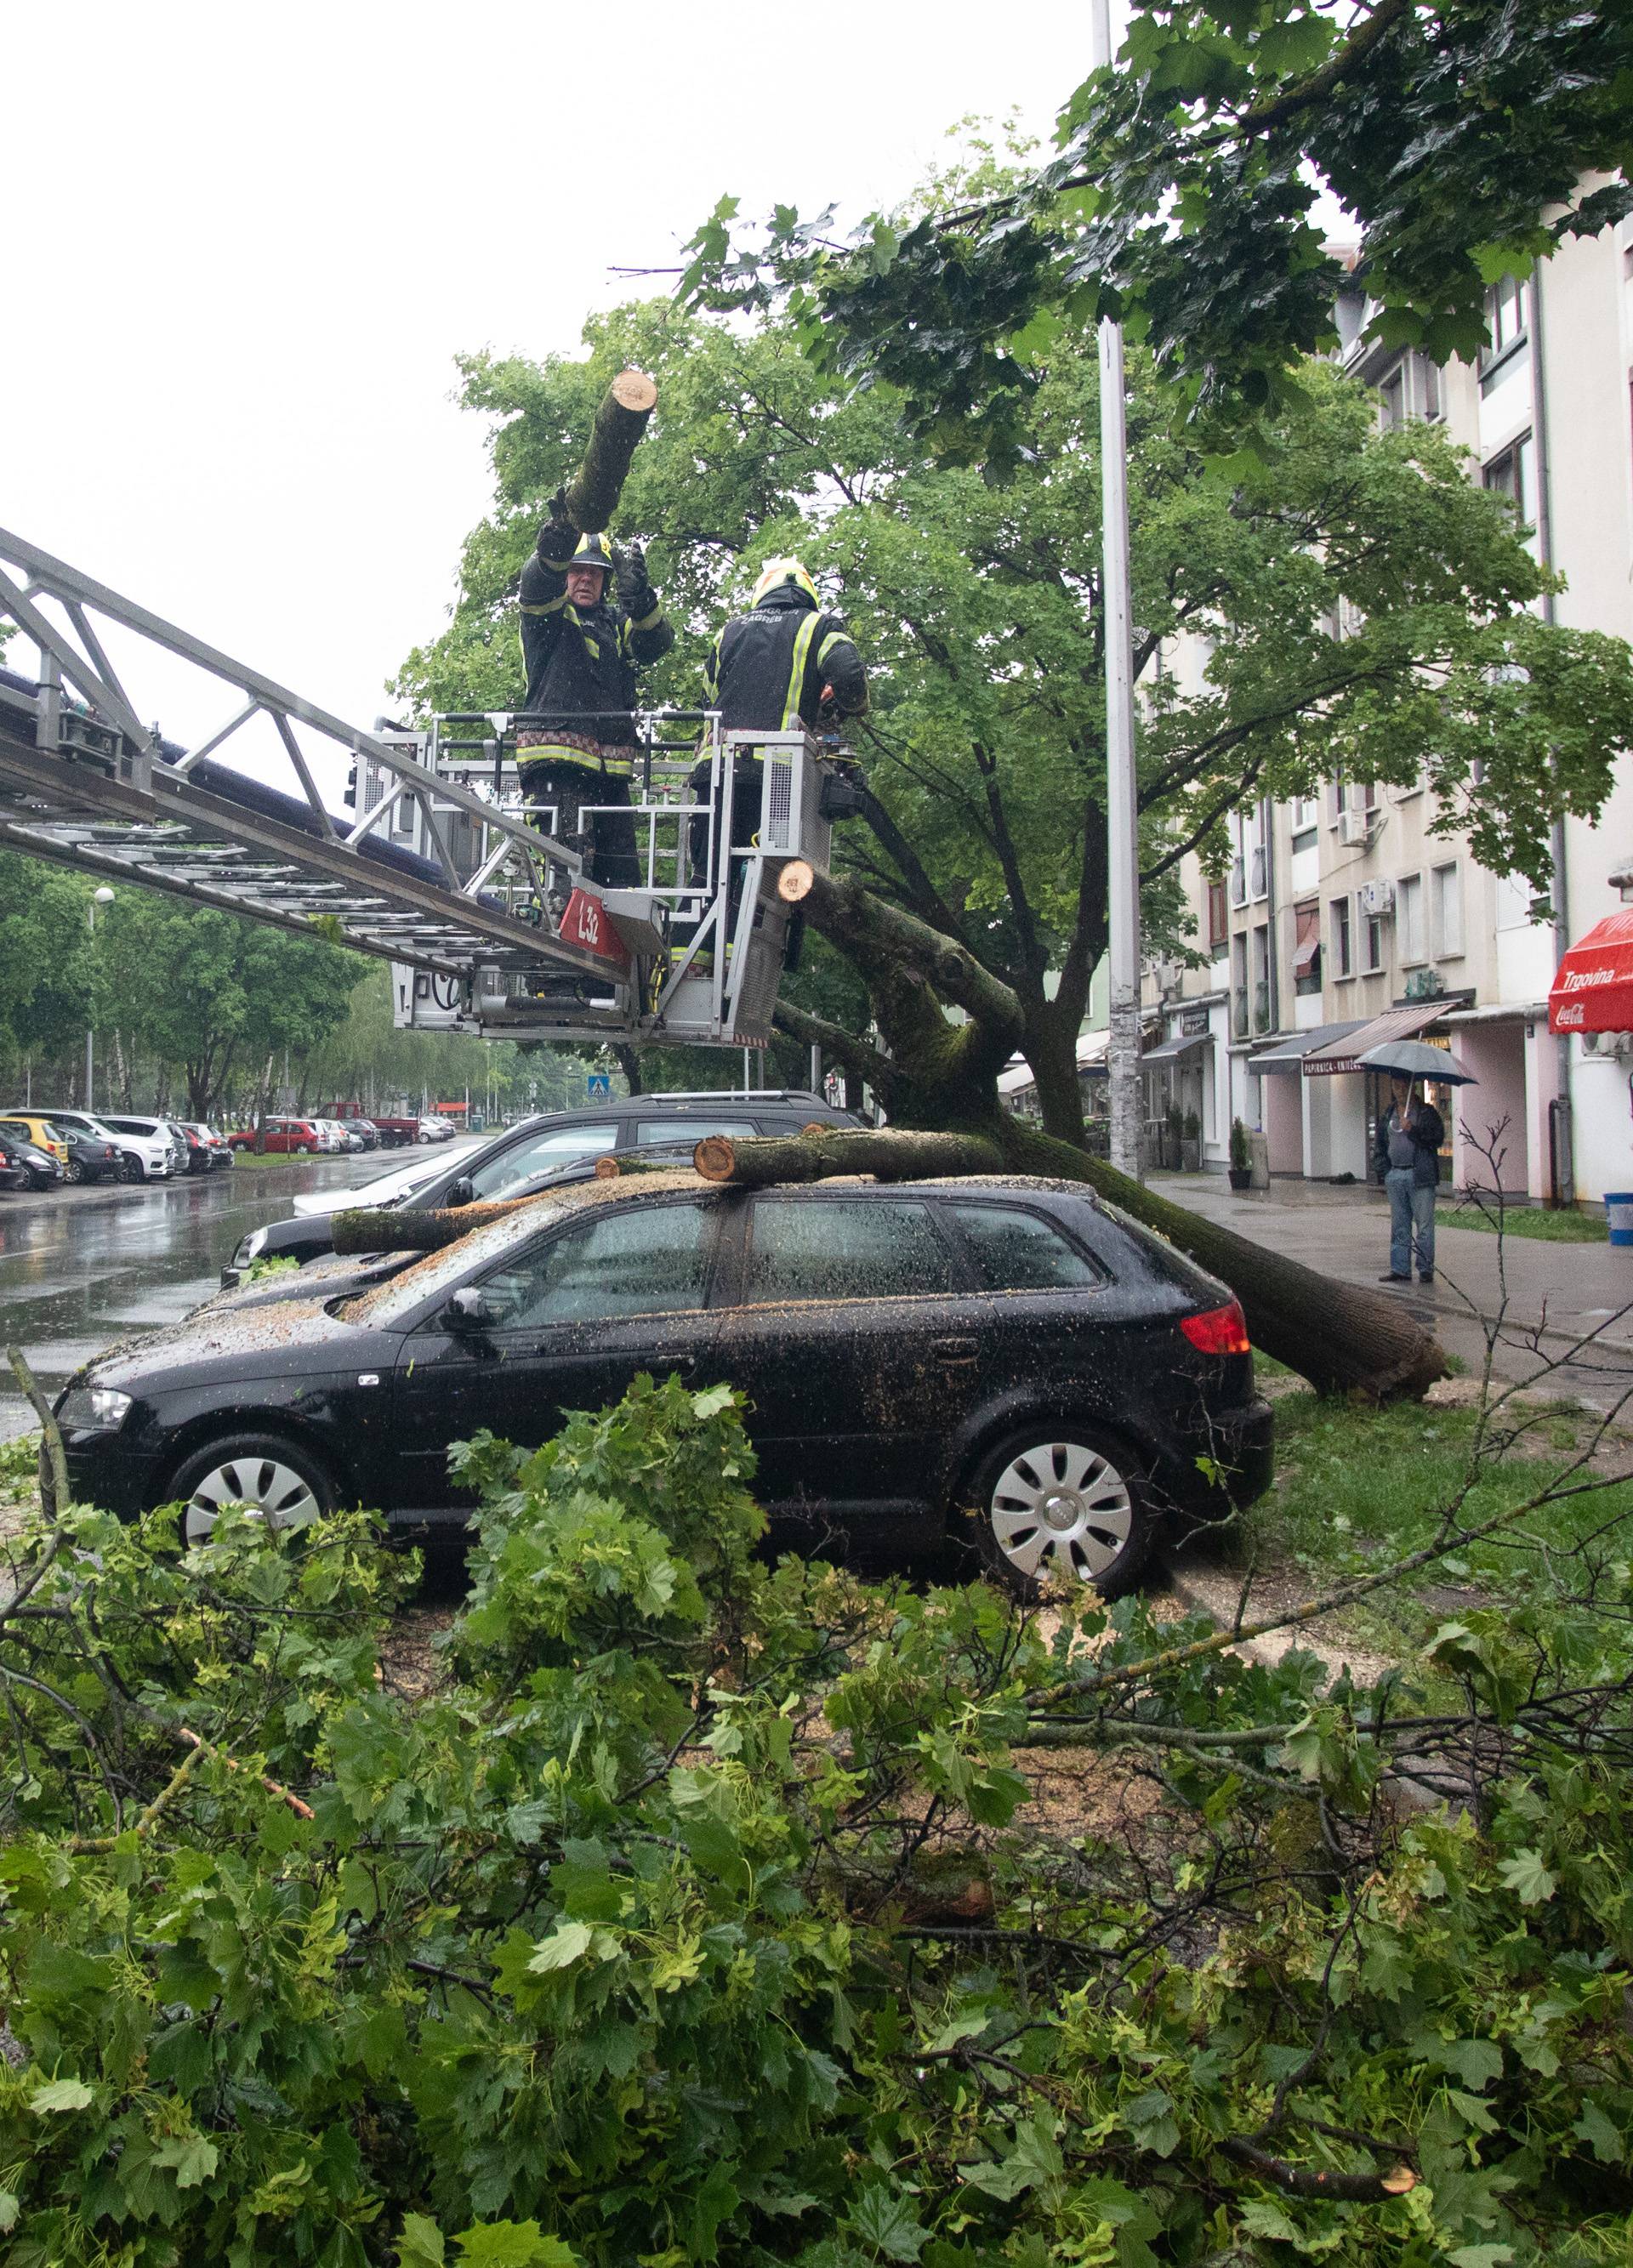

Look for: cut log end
[610,367,658,413]
[694,1135,737,1183]
[594,1157,622,1179]
[776,858,815,904]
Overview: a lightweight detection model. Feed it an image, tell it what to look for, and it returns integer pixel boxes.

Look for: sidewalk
[1150,1173,1633,1410]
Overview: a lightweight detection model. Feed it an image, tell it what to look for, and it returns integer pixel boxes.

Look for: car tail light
[1179,1299,1250,1356]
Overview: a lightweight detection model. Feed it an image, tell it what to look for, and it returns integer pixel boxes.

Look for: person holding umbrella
[1361,1038,1477,1284]
[1373,1072,1443,1282]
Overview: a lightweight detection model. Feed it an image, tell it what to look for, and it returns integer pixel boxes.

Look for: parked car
[179,1122,234,1171]
[0,1128,50,1191]
[49,1111,179,1181]
[361,1116,423,1149]
[418,1117,458,1143]
[0,1113,70,1168]
[346,1118,382,1151]
[52,1121,122,1185]
[168,1121,214,1175]
[220,1091,857,1286]
[225,1117,322,1156]
[64,1174,1272,1596]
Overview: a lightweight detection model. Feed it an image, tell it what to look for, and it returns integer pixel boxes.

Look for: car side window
[469,1123,619,1199]
[742,1197,958,1305]
[477,1201,715,1330]
[943,1202,1107,1291]
[634,1117,758,1145]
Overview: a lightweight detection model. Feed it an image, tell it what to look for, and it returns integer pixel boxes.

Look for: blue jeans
[1385,1169,1435,1277]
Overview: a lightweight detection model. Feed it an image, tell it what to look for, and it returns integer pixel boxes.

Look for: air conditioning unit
[1357,878,1395,916]
[1338,810,1372,848]
[1154,958,1183,993]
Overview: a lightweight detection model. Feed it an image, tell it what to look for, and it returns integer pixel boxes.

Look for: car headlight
[58,1386,134,1432]
[231,1227,269,1269]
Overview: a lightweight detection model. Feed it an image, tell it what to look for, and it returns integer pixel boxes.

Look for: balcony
[1232,987,1249,1039]
[1253,980,1272,1033]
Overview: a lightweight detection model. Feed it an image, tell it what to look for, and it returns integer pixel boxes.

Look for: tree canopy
[676,3,1633,460]
[394,288,1633,1144]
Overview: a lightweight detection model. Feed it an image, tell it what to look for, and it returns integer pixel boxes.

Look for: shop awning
[995,1026,1114,1096]
[1549,909,1633,1033]
[1251,1020,1368,1075]
[1142,1031,1212,1066]
[1300,1002,1442,1076]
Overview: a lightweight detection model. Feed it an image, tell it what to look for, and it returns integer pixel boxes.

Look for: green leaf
[691,1384,736,1418]
[453,2225,578,2268]
[30,2077,93,2112]
[526,1920,596,1973]
[1573,2099,1624,2166]
[1448,2248,1516,2268]
[847,2187,929,2262]
[0,2191,18,2235]
[153,2134,219,2189]
[397,2215,447,2268]
[1497,1848,1557,1905]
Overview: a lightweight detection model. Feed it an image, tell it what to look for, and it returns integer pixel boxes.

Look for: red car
[225,1117,322,1155]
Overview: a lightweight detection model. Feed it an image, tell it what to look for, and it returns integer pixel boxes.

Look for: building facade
[1138,202,1633,1202]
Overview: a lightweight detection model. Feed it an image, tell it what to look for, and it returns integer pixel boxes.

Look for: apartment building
[1140,200,1633,1202]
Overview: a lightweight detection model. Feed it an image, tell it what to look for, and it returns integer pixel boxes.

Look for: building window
[1484,434,1538,544]
[1376,351,1442,429]
[1207,879,1229,952]
[1379,360,1407,430]
[1431,862,1464,959]
[1357,778,1380,816]
[1330,895,1352,980]
[1232,930,1249,1037]
[1289,793,1319,833]
[1251,923,1272,1032]
[1363,911,1387,975]
[1397,873,1425,963]
[1292,901,1322,996]
[1327,770,1346,827]
[1481,275,1527,371]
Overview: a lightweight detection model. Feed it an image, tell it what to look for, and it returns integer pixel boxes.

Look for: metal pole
[1094,0,1142,1181]
[85,897,94,1110]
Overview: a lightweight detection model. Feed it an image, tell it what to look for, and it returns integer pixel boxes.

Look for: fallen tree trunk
[562,368,658,533]
[331,1202,525,1255]
[694,1128,1002,1186]
[776,871,1449,1404]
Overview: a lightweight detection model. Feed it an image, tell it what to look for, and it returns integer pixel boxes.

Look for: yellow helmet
[752,556,819,610]
[570,533,615,575]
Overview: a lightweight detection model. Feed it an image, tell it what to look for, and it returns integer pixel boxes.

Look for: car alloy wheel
[120,1154,144,1183]
[65,1159,84,1185]
[172,1435,333,1545]
[974,1427,1152,1600]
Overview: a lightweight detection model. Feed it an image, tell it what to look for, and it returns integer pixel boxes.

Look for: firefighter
[517,497,674,894]
[690,557,868,916]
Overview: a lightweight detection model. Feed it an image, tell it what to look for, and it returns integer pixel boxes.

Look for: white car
[47,1108,179,1181]
[289,1137,484,1218]
[417,1116,457,1142]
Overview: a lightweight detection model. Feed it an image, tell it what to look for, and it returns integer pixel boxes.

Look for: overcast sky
[3,1,1106,792]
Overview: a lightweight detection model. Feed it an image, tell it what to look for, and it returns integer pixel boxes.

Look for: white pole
[1094,0,1142,1183]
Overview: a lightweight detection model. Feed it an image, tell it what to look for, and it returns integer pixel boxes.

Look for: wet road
[0,1155,390,1440]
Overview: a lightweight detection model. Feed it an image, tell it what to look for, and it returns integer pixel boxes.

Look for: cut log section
[562,368,658,534]
[776,859,815,904]
[693,1128,1004,1187]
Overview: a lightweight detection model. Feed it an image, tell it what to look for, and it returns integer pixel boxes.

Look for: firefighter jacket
[517,537,674,776]
[703,585,868,740]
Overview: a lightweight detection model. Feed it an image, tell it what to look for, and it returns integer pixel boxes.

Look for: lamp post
[85,886,114,1109]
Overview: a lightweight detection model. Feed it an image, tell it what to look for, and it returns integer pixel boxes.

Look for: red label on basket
[560,889,629,966]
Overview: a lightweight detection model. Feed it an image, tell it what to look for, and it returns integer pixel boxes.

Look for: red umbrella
[1549,908,1633,1032]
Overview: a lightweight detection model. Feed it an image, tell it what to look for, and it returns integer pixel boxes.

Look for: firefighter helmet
[751,556,819,610]
[569,533,616,576]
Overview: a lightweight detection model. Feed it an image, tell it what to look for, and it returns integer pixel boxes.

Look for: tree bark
[332,1202,527,1255]
[694,1128,1004,1186]
[790,872,1448,1402]
[563,369,658,534]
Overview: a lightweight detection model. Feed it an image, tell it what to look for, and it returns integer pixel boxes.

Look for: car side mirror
[441,1287,495,1334]
[447,1176,475,1208]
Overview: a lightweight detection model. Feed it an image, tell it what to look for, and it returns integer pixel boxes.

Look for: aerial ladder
[0,525,852,1053]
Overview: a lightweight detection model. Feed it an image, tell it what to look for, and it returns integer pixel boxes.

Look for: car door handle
[656,1350,698,1377]
[930,1337,980,1364]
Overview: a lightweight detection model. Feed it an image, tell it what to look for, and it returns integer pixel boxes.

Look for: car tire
[166,1432,339,1546]
[119,1154,145,1184]
[64,1159,84,1185]
[965,1424,1155,1603]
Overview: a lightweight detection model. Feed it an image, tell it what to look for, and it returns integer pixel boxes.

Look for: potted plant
[1227,1117,1253,1191]
[1164,1101,1184,1170]
[1181,1107,1203,1172]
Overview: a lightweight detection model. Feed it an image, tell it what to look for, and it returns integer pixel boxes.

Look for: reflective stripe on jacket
[703,585,868,736]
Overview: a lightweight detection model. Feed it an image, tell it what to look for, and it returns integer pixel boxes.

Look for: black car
[60,1174,1272,1599]
[52,1121,123,1185]
[0,1132,33,1192]
[220,1089,859,1287]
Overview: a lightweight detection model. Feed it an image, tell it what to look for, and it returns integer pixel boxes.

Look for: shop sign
[1180,1008,1209,1037]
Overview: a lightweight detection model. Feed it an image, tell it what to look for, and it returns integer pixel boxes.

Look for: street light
[85,886,114,1109]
